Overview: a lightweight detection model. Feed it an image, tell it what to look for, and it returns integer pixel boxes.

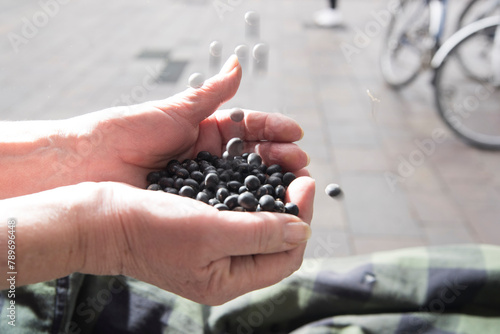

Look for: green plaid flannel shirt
[2,244,500,333]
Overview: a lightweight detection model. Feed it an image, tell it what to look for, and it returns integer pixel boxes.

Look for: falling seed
[245,11,260,39]
[188,72,205,88]
[230,108,245,122]
[245,11,260,25]
[235,45,249,58]
[209,41,223,57]
[325,183,342,198]
[252,43,268,61]
[226,137,244,157]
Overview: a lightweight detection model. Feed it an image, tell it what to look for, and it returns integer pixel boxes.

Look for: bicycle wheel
[434,22,500,149]
[380,0,432,88]
[455,0,500,79]
[457,0,500,29]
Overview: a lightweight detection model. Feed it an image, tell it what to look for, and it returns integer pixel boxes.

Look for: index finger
[213,109,304,143]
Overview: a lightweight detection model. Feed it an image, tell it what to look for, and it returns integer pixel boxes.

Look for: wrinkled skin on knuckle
[248,217,273,254]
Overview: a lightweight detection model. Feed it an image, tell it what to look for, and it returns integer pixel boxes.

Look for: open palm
[77,56,308,188]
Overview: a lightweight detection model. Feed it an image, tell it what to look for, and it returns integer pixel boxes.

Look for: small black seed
[197,151,212,161]
[179,186,196,198]
[285,203,299,216]
[176,168,190,179]
[217,188,230,202]
[232,172,244,183]
[270,172,283,180]
[244,175,261,191]
[187,161,199,172]
[325,183,342,197]
[275,185,286,200]
[256,173,267,184]
[238,192,258,211]
[219,170,232,182]
[205,173,220,189]
[259,195,275,212]
[208,198,220,206]
[147,183,162,191]
[147,171,161,184]
[190,171,204,184]
[183,178,200,192]
[237,163,250,174]
[215,203,230,211]
[256,185,269,198]
[247,153,262,167]
[226,137,244,157]
[267,176,283,187]
[227,180,242,193]
[274,200,286,213]
[230,108,245,122]
[239,185,249,194]
[258,164,267,173]
[224,194,239,210]
[283,172,296,186]
[165,187,179,194]
[158,177,175,188]
[174,178,185,190]
[264,184,275,196]
[166,160,180,174]
[202,188,215,198]
[196,192,210,203]
[266,164,282,175]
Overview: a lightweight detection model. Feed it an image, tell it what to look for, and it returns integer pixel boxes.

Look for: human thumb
[156,55,242,125]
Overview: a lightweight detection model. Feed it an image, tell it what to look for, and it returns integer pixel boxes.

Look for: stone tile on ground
[423,226,477,246]
[352,236,427,255]
[332,147,391,172]
[406,190,464,224]
[341,172,422,236]
[461,203,500,245]
[307,161,347,230]
[304,228,352,258]
[2,0,499,259]
[326,122,381,148]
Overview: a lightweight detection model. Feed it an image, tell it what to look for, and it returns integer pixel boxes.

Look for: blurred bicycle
[380,0,500,149]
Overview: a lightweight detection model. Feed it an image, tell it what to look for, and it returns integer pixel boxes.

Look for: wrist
[0,119,84,198]
[0,182,100,288]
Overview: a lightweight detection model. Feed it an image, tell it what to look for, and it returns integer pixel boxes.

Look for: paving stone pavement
[1,0,499,258]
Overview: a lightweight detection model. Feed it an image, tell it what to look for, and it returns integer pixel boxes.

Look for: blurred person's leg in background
[314,0,343,27]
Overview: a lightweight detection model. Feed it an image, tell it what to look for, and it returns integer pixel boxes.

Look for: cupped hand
[67,55,308,188]
[82,174,315,305]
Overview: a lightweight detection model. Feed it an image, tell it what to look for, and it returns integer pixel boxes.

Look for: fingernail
[299,127,305,140]
[284,222,311,244]
[220,54,239,74]
[306,152,310,166]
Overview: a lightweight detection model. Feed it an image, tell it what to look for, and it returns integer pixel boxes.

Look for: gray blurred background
[1,0,499,258]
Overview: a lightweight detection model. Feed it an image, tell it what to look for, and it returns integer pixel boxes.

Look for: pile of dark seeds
[146,150,299,216]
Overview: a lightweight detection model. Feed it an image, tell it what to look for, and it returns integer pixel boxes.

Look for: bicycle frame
[431,15,500,69]
[429,0,448,47]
